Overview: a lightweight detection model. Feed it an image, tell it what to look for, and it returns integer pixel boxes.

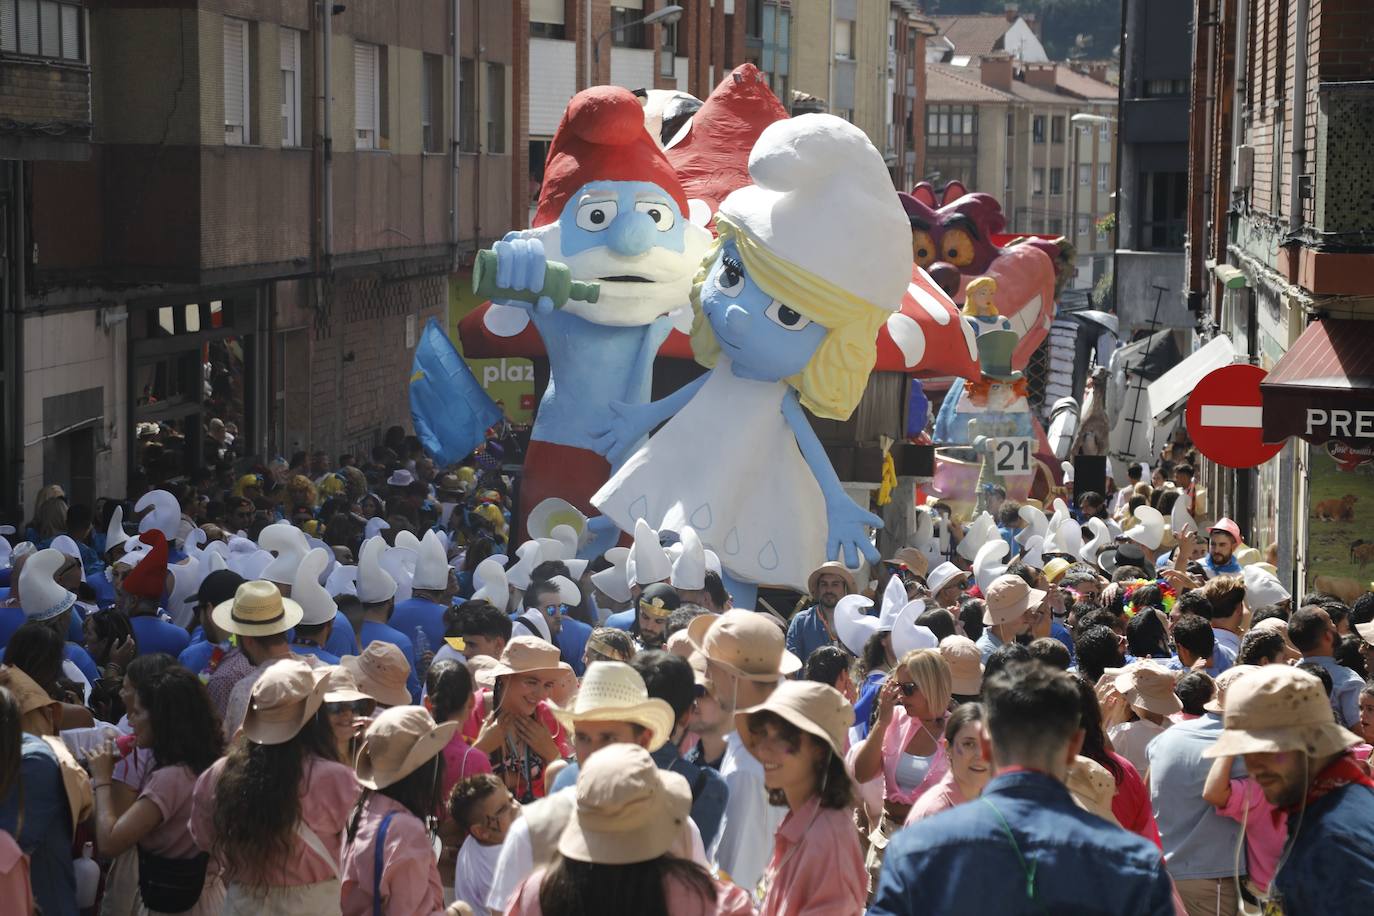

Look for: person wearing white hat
[926,561,970,610]
[258,524,309,593]
[290,548,341,664]
[355,537,421,704]
[135,489,189,562]
[1241,564,1290,613]
[588,546,632,615]
[389,530,458,665]
[519,575,592,675]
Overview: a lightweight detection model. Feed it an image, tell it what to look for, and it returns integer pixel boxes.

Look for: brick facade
[0,59,91,132]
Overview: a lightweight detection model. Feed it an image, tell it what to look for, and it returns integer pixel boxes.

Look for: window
[1,0,83,60]
[280,28,302,147]
[529,0,566,40]
[223,17,251,145]
[1005,111,1014,136]
[926,104,977,148]
[1137,171,1187,250]
[1076,214,1090,236]
[1005,166,1013,192]
[1097,222,1109,243]
[745,0,763,40]
[1098,163,1110,191]
[834,19,854,60]
[1050,167,1063,195]
[354,41,380,149]
[1032,115,1045,143]
[1033,168,1045,195]
[458,57,476,153]
[1051,115,1064,143]
[1078,163,1091,187]
[1049,217,1063,235]
[421,53,443,153]
[1099,121,1109,142]
[1144,78,1188,97]
[660,21,677,77]
[486,62,506,154]
[611,2,648,49]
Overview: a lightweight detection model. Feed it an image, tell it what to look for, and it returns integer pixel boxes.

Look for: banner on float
[447,273,536,423]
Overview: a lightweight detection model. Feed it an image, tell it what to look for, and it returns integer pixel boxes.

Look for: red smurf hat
[533,86,689,228]
[123,530,169,599]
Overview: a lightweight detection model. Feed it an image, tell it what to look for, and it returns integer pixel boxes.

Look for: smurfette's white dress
[591,357,826,590]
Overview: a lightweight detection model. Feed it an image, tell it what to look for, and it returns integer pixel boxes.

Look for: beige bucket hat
[982,574,1046,627]
[320,665,372,704]
[687,609,801,681]
[558,743,692,866]
[939,635,985,695]
[1107,660,1182,717]
[474,634,573,687]
[551,661,676,751]
[355,705,458,789]
[340,642,413,707]
[212,579,303,638]
[242,659,330,745]
[735,679,852,759]
[1203,665,1364,759]
[1202,663,1260,714]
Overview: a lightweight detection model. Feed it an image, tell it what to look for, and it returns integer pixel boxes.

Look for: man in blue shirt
[388,529,455,657]
[1290,604,1365,728]
[1202,665,1374,914]
[871,660,1174,915]
[177,570,245,676]
[785,562,855,665]
[356,536,422,701]
[525,577,591,675]
[1199,517,1243,579]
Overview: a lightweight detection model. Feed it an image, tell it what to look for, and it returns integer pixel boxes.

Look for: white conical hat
[394,530,422,554]
[629,519,671,588]
[1171,497,1198,538]
[549,574,581,607]
[535,536,566,564]
[203,549,227,575]
[183,527,208,565]
[506,540,543,591]
[912,507,944,569]
[105,505,130,556]
[1044,517,1082,558]
[1124,506,1164,551]
[591,547,632,605]
[670,526,707,591]
[891,599,938,658]
[877,575,908,631]
[259,523,310,586]
[293,548,338,626]
[551,525,581,563]
[357,536,398,605]
[564,557,588,580]
[364,517,391,541]
[233,549,274,581]
[526,498,588,544]
[471,556,510,607]
[135,489,182,541]
[413,529,450,592]
[325,563,359,598]
[49,535,86,583]
[973,540,1009,595]
[1080,517,1112,567]
[0,536,10,571]
[166,557,202,628]
[957,512,997,562]
[1016,504,1049,548]
[1020,535,1045,571]
[20,548,77,620]
[834,594,878,656]
[381,546,416,603]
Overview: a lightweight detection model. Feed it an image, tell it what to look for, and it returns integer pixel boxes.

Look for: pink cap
[1209,518,1242,542]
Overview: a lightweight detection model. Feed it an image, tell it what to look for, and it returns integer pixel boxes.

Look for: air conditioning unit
[1233,144,1254,191]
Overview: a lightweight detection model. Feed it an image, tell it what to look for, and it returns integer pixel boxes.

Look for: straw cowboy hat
[890,547,929,580]
[736,679,852,759]
[807,560,857,597]
[552,661,676,751]
[242,659,331,745]
[939,635,984,695]
[475,635,573,687]
[340,642,413,708]
[355,705,458,789]
[687,609,801,681]
[558,743,693,866]
[212,579,303,638]
[1203,665,1364,759]
[1107,660,1182,717]
[1202,664,1261,714]
[982,574,1046,627]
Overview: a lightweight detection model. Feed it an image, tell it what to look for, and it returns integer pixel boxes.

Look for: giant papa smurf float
[585,114,913,608]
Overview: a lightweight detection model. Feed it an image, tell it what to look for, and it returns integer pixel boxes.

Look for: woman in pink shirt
[340,705,471,916]
[191,659,360,915]
[904,702,991,825]
[423,660,491,881]
[89,667,226,915]
[508,743,751,916]
[739,679,866,916]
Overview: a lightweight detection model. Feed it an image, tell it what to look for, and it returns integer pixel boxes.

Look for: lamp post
[593,4,684,69]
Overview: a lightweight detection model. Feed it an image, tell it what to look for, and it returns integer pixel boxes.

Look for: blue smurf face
[700,241,827,381]
[557,181,688,259]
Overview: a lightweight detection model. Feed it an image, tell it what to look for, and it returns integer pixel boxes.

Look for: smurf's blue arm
[625,314,677,404]
[781,389,883,567]
[590,370,710,466]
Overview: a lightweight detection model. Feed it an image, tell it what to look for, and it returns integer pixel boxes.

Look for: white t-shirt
[454,837,502,915]
[1108,719,1168,777]
[710,731,788,900]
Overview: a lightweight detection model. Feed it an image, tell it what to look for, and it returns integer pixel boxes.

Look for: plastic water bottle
[74,841,99,909]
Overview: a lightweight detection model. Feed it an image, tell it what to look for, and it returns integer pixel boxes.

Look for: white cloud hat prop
[413,530,450,592]
[834,593,878,656]
[591,547,632,604]
[470,555,510,608]
[294,547,338,626]
[877,575,908,631]
[364,517,391,541]
[891,599,938,658]
[21,548,77,621]
[551,525,581,563]
[105,505,130,557]
[259,523,310,586]
[670,526,707,591]
[535,537,567,564]
[326,563,359,598]
[973,539,1010,595]
[1171,497,1198,538]
[166,556,202,628]
[1044,515,1082,559]
[1016,503,1049,549]
[381,546,416,604]
[1020,535,1046,571]
[912,507,944,570]
[1124,506,1165,551]
[1079,517,1112,567]
[550,574,582,607]
[629,519,672,588]
[957,512,998,563]
[135,489,182,542]
[49,535,86,584]
[506,540,543,591]
[357,536,398,605]
[526,498,588,545]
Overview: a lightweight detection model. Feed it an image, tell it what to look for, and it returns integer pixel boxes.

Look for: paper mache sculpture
[586,114,912,607]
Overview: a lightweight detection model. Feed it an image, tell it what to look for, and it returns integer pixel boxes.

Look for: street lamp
[1070,113,1116,124]
[593,4,684,65]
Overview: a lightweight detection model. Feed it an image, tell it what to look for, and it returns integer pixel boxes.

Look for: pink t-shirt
[0,829,33,916]
[1216,776,1286,892]
[438,732,493,813]
[904,769,967,825]
[114,745,155,792]
[759,796,866,916]
[508,867,755,916]
[191,755,361,886]
[340,793,446,916]
[138,764,201,858]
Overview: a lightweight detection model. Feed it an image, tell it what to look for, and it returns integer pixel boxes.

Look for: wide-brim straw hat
[890,547,930,580]
[557,743,692,866]
[1203,665,1363,759]
[320,665,371,704]
[340,642,413,707]
[982,574,1046,627]
[551,661,675,751]
[807,561,856,596]
[1202,663,1261,714]
[242,660,331,745]
[1106,660,1182,718]
[735,679,851,759]
[355,705,458,789]
[212,580,303,638]
[475,635,573,687]
[939,635,985,695]
[687,609,800,681]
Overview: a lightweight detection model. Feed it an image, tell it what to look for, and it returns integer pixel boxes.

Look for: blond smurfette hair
[688,215,892,421]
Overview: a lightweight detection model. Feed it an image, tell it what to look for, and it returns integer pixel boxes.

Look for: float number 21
[993,438,1033,476]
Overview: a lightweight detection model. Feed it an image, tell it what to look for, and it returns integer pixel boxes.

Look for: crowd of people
[1,432,1372,916]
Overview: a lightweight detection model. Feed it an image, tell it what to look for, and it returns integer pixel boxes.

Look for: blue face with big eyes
[699,240,827,381]
[557,181,688,259]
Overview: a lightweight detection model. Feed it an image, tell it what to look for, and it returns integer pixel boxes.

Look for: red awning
[1261,319,1374,443]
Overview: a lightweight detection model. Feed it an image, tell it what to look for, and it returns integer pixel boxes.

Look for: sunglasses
[542,604,570,617]
[324,699,374,716]
[895,680,919,697]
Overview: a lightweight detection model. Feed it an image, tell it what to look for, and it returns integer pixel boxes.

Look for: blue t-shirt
[130,614,191,658]
[177,638,222,677]
[604,609,634,631]
[325,610,360,659]
[1145,714,1244,880]
[360,619,421,702]
[0,604,25,648]
[0,735,76,916]
[388,598,448,659]
[291,642,341,665]
[555,617,592,676]
[64,643,99,683]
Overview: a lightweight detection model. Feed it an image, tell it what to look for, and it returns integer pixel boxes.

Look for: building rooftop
[1053,66,1119,100]
[930,15,1015,57]
[926,62,1016,104]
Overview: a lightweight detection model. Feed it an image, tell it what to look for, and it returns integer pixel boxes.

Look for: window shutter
[18,0,38,55]
[280,28,299,146]
[59,2,78,59]
[615,0,645,10]
[224,18,246,141]
[530,0,565,24]
[1,1,16,52]
[354,41,376,146]
[39,0,57,56]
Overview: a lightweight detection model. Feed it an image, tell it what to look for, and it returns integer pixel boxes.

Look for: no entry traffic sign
[1186,364,1284,468]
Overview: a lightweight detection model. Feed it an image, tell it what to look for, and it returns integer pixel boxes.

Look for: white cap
[293,548,338,626]
[259,523,310,586]
[470,556,510,608]
[413,529,450,592]
[166,557,202,628]
[387,469,415,487]
[20,548,77,620]
[105,505,130,557]
[135,489,182,542]
[591,547,632,605]
[670,526,707,591]
[1243,565,1290,609]
[926,561,969,597]
[506,540,543,591]
[629,519,672,587]
[357,536,398,605]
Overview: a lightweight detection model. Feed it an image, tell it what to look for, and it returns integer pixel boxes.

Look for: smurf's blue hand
[826,498,884,568]
[492,233,555,315]
[588,400,661,464]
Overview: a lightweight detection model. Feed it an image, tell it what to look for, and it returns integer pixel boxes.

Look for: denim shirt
[1145,714,1244,880]
[0,734,76,916]
[869,770,1174,916]
[1273,780,1374,913]
[784,605,834,667]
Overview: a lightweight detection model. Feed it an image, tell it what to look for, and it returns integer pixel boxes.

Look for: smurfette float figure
[588,114,913,609]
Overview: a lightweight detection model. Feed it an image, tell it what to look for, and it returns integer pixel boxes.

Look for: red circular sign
[1185,364,1284,468]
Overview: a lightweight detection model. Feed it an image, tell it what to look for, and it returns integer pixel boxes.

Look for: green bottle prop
[471,248,600,307]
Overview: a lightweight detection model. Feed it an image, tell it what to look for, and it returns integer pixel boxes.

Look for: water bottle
[74,841,99,909]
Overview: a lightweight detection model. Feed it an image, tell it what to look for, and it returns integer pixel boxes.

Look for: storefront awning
[1147,334,1235,419]
[1261,319,1374,443]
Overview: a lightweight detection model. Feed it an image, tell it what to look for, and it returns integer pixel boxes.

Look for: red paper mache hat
[123,530,169,599]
